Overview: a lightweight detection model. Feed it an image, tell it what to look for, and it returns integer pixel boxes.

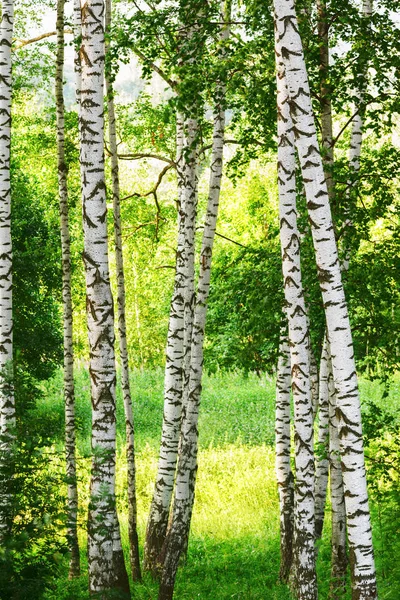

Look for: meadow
[26,370,400,600]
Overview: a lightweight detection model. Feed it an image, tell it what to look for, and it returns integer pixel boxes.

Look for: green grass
[34,369,400,599]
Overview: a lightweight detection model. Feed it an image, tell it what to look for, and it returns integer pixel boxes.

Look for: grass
[32,369,400,599]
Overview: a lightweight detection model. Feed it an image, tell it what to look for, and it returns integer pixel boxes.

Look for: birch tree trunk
[314,335,329,542]
[276,55,317,600]
[157,8,230,599]
[328,350,348,599]
[274,2,377,597]
[79,1,129,595]
[348,0,372,178]
[275,321,294,583]
[55,0,80,578]
[144,114,187,576]
[105,0,141,582]
[0,0,14,543]
[313,0,334,547]
[156,113,200,600]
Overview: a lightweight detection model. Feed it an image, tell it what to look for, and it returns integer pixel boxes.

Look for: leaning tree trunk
[0,0,15,543]
[275,321,294,583]
[79,1,129,596]
[276,53,317,600]
[144,113,188,577]
[274,1,377,597]
[105,0,141,582]
[55,0,80,578]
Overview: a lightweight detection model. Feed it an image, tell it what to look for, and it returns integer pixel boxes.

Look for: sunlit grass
[39,370,400,599]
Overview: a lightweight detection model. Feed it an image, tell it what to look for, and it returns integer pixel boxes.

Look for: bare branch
[117,151,175,166]
[215,231,246,247]
[14,29,73,50]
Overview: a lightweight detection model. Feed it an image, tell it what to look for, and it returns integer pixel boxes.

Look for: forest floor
[32,370,399,600]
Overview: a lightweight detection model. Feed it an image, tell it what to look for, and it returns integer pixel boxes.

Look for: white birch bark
[157,7,230,599]
[314,335,329,542]
[55,0,80,578]
[79,1,129,594]
[0,0,14,543]
[105,0,141,581]
[144,113,187,576]
[73,0,82,109]
[328,350,348,599]
[276,56,317,600]
[343,0,373,271]
[348,0,372,176]
[274,2,377,597]
[275,320,294,583]
[313,0,334,547]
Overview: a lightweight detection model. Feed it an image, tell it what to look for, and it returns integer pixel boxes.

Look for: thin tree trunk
[314,335,329,542]
[313,0,335,549]
[274,2,377,597]
[156,112,199,600]
[0,0,14,543]
[144,113,187,577]
[55,0,80,578]
[105,0,141,582]
[328,350,347,599]
[276,53,317,600]
[157,6,230,599]
[73,0,82,107]
[79,1,129,595]
[343,0,373,270]
[275,321,294,583]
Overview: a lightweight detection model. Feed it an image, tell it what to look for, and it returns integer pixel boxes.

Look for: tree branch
[117,151,175,166]
[14,29,73,50]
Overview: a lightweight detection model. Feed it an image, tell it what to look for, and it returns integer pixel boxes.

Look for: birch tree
[313,337,329,542]
[275,321,294,583]
[276,55,317,600]
[274,1,377,597]
[144,15,201,576]
[144,113,188,577]
[105,0,141,581]
[328,346,347,599]
[0,0,15,542]
[55,0,80,578]
[156,5,230,598]
[79,0,129,595]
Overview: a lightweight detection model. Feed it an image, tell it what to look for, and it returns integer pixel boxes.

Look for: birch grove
[55,0,80,578]
[0,0,14,542]
[2,0,398,597]
[274,0,378,597]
